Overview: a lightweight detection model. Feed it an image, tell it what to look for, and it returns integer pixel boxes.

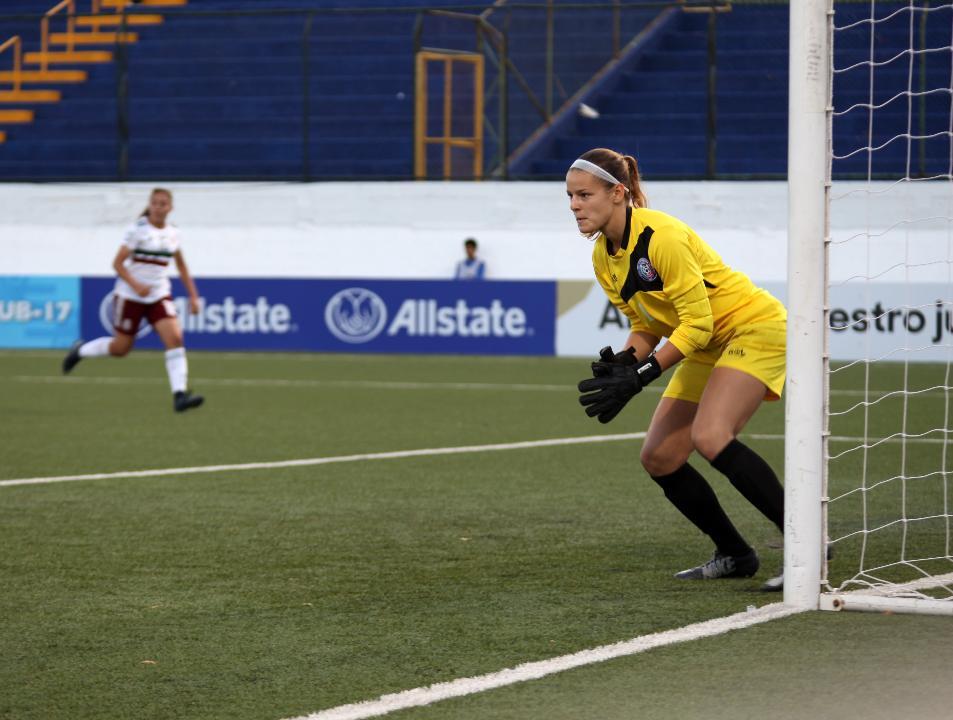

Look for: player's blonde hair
[140,187,173,218]
[578,148,647,209]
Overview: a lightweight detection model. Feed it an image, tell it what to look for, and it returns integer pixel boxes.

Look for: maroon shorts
[113,295,177,335]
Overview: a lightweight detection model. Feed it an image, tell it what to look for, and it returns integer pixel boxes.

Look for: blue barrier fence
[1,276,556,355]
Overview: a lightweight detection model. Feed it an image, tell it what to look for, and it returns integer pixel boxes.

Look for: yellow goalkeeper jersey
[592,206,785,357]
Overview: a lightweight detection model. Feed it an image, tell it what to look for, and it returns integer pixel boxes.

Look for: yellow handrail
[94,0,131,12]
[414,51,484,180]
[41,0,76,71]
[0,36,23,92]
[91,0,118,13]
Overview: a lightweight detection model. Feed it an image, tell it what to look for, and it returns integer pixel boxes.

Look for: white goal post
[787,0,953,615]
[785,0,829,610]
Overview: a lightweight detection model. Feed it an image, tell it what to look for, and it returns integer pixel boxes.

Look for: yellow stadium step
[49,32,139,45]
[100,0,186,7]
[0,109,35,123]
[0,69,87,83]
[24,50,113,65]
[76,14,164,27]
[0,89,61,103]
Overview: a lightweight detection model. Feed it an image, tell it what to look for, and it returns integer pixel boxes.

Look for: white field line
[8,374,939,399]
[0,350,544,365]
[3,425,943,489]
[282,603,803,720]
[10,374,579,393]
[0,433,648,488]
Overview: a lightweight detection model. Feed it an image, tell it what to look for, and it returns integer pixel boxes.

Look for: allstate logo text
[388,299,527,337]
[325,287,389,343]
[324,288,530,344]
[99,293,293,335]
[177,297,292,334]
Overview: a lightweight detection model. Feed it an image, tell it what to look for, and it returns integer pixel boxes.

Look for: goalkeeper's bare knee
[640,444,692,477]
[690,424,736,462]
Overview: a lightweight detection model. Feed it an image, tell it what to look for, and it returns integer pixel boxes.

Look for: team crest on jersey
[636,257,658,283]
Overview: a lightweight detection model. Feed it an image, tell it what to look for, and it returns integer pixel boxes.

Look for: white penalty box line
[282,603,804,720]
[13,374,577,393]
[0,433,649,488]
[3,428,939,488]
[13,374,926,397]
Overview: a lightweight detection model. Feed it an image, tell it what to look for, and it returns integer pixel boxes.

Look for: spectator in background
[454,237,486,280]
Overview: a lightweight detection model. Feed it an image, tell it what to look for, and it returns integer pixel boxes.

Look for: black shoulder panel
[620,226,664,302]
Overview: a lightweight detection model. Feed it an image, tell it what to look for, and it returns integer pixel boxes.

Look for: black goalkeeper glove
[592,345,637,377]
[572,346,631,423]
[578,353,662,424]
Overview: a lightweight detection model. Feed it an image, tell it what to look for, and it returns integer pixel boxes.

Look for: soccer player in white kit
[63,188,204,413]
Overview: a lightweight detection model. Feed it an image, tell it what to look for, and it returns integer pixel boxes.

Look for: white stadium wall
[4,180,791,281]
[3,181,949,359]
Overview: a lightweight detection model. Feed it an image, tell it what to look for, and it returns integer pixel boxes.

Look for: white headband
[568,158,622,187]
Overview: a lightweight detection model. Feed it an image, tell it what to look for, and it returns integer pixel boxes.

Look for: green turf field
[1,350,950,720]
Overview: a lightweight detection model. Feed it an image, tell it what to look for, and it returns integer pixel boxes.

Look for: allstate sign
[80,277,555,355]
[319,280,553,355]
[81,277,309,350]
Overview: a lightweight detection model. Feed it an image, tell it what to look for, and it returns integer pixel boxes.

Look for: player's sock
[651,463,751,557]
[164,347,188,394]
[79,336,113,358]
[710,439,784,532]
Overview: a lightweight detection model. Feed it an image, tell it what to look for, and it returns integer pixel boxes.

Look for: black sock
[651,463,751,557]
[710,439,784,533]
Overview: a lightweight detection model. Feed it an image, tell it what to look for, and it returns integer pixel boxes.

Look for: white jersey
[114,217,181,303]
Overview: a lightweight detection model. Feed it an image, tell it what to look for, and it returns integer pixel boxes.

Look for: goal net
[788,0,953,614]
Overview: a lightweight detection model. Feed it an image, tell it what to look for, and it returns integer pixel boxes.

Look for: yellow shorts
[662,320,787,404]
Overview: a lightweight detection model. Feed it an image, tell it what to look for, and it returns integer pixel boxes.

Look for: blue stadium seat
[0,1,948,180]
[525,1,950,180]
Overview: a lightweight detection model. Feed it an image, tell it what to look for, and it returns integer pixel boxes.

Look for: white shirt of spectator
[455,257,486,280]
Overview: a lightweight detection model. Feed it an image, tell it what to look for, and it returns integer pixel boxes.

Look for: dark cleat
[62,340,83,375]
[173,391,204,413]
[675,548,760,580]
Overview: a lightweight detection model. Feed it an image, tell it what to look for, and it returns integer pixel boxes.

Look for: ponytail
[577,148,648,208]
[622,155,647,209]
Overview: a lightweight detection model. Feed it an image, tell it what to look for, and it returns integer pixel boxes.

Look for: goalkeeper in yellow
[570,147,786,591]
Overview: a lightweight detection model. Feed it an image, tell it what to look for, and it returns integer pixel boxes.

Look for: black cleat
[173,391,204,413]
[62,340,83,375]
[675,548,760,580]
